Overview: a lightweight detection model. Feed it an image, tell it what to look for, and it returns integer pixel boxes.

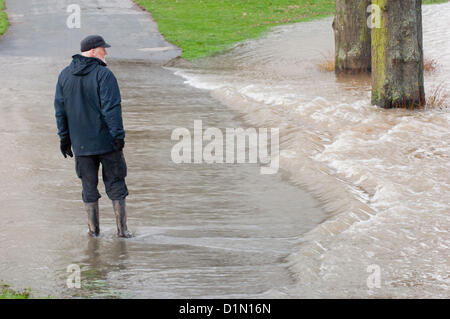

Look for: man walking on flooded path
[54,35,132,238]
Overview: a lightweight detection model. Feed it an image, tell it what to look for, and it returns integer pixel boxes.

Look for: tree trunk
[371,0,425,108]
[333,0,372,74]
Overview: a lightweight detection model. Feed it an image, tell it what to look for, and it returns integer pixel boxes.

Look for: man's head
[80,35,111,63]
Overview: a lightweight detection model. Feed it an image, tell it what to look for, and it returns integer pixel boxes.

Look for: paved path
[0,0,181,63]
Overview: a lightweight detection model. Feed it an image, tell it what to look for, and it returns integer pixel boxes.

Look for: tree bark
[333,0,372,74]
[371,0,425,108]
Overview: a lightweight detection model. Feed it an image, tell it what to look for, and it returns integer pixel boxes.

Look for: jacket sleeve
[54,74,69,140]
[98,70,125,140]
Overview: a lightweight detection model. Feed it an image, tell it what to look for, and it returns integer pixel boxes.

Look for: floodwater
[0,58,326,297]
[171,3,450,298]
[0,3,448,299]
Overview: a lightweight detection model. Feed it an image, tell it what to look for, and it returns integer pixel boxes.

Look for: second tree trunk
[333,0,372,74]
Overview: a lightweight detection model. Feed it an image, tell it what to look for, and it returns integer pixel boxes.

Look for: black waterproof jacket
[54,54,125,156]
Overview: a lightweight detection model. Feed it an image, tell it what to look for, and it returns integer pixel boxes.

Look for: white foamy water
[169,3,450,297]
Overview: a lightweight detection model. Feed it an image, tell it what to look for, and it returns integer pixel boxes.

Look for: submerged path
[0,0,325,298]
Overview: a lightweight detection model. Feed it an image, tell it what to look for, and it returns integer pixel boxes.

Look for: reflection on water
[0,57,326,298]
[171,3,450,297]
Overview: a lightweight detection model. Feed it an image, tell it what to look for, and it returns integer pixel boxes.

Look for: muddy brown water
[1,2,449,298]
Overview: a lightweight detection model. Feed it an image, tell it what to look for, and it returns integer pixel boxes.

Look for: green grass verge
[0,0,9,36]
[0,283,30,299]
[135,0,448,60]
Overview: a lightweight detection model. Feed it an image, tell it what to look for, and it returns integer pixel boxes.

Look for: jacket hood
[70,54,106,76]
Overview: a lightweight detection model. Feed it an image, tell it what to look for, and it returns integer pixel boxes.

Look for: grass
[134,0,448,60]
[426,82,449,110]
[135,0,335,60]
[0,0,8,36]
[423,57,438,73]
[0,283,30,299]
[317,51,335,72]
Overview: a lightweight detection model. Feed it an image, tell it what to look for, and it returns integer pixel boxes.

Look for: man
[54,35,132,238]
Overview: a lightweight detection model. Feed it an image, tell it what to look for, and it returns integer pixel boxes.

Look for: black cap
[80,35,111,52]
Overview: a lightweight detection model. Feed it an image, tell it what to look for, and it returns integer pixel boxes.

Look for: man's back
[54,35,132,238]
[55,54,125,156]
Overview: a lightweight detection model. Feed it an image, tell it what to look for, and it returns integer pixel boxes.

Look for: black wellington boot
[85,201,100,237]
[112,199,132,238]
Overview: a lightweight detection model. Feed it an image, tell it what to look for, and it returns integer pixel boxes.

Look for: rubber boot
[85,201,100,237]
[112,199,132,238]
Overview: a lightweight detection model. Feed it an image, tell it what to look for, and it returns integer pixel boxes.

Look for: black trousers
[75,150,129,203]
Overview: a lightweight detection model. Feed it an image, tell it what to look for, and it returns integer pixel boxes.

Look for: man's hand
[60,137,73,158]
[113,139,125,152]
